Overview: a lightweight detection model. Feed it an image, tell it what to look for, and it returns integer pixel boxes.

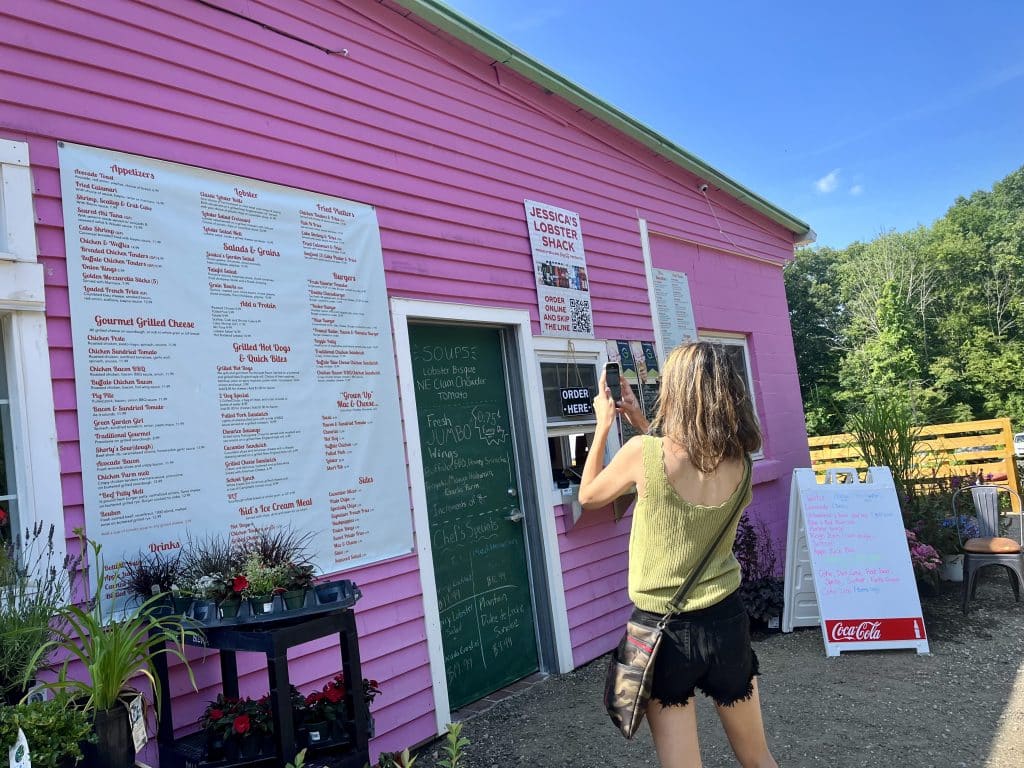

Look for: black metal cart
[153,589,370,768]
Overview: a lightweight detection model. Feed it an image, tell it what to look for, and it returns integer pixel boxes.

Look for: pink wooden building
[0,0,813,760]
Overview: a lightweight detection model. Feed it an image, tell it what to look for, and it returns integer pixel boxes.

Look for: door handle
[506,509,524,523]
[507,487,518,498]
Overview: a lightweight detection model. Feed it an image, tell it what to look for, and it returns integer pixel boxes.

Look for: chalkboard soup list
[409,324,539,708]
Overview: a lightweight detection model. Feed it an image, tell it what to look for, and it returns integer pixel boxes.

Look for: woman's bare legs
[714,679,778,768]
[647,698,702,768]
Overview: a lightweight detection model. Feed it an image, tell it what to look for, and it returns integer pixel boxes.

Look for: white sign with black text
[58,143,414,613]
[524,200,593,338]
[650,267,697,360]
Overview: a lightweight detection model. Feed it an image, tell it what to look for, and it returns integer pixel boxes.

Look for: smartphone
[604,362,622,403]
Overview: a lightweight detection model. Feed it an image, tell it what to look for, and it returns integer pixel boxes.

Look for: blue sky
[442,0,1024,248]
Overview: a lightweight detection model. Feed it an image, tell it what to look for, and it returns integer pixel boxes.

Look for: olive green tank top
[628,435,752,613]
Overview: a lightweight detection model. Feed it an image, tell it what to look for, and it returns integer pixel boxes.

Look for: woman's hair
[649,342,762,473]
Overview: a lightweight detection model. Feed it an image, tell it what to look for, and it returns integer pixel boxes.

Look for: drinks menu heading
[58,143,413,606]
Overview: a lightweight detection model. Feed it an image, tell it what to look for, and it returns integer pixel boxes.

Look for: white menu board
[58,143,413,606]
[651,267,697,359]
[783,468,928,656]
[524,199,593,338]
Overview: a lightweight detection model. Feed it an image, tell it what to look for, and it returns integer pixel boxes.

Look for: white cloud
[850,184,864,196]
[815,169,841,193]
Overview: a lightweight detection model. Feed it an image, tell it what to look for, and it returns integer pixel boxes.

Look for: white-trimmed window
[533,338,620,491]
[0,139,65,564]
[698,332,764,460]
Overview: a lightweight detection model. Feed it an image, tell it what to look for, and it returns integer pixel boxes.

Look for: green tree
[787,164,1024,433]
[783,247,845,434]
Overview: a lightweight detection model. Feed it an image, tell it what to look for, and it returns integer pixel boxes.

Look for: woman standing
[578,342,778,768]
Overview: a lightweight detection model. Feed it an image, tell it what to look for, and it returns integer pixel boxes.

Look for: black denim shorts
[632,590,759,708]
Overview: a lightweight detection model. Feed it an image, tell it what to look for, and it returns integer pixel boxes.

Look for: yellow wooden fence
[808,417,1021,512]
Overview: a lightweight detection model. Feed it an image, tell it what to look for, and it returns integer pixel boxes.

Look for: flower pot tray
[178,580,362,629]
[160,730,366,768]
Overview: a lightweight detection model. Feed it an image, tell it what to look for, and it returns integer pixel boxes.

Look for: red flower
[232,575,249,593]
[209,708,224,721]
[0,507,7,525]
[232,714,250,735]
[324,686,343,704]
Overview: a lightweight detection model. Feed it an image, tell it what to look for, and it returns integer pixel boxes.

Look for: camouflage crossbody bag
[603,505,743,739]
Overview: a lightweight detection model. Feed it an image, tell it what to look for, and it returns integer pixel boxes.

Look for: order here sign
[560,387,593,416]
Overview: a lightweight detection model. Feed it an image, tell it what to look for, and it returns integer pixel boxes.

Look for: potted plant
[24,530,201,768]
[167,582,194,616]
[119,549,182,608]
[186,573,231,622]
[251,527,314,570]
[0,693,95,768]
[178,533,239,618]
[222,697,271,760]
[240,553,286,615]
[220,573,249,618]
[199,693,239,761]
[906,529,943,597]
[281,561,315,609]
[734,514,784,631]
[0,522,76,706]
[303,674,348,745]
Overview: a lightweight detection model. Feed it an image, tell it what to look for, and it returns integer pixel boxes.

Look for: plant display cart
[153,583,369,768]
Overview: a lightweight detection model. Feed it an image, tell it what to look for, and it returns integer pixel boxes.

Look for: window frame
[0,139,65,567]
[532,337,621,489]
[697,331,765,460]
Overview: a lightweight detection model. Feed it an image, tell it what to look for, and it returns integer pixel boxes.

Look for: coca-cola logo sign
[829,621,882,641]
[824,617,926,643]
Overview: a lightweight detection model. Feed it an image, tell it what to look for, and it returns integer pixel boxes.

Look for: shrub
[0,694,95,767]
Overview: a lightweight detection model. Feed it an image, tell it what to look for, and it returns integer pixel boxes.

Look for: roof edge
[394,0,812,240]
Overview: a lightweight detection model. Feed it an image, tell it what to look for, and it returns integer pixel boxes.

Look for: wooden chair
[951,484,1024,614]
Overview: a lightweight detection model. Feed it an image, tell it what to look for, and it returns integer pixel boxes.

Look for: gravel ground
[411,571,1024,767]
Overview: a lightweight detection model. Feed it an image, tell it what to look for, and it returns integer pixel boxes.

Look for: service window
[533,339,616,491]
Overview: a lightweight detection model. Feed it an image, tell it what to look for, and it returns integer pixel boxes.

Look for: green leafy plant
[285,748,308,768]
[239,552,288,597]
[23,530,200,718]
[0,694,96,766]
[0,522,75,705]
[305,673,347,724]
[847,392,924,514]
[437,721,469,768]
[282,560,316,592]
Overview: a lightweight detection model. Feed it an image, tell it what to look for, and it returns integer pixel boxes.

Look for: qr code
[568,297,592,335]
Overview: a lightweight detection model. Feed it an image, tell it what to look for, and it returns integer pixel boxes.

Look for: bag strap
[659,457,750,622]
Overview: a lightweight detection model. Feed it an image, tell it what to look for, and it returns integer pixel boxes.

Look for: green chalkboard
[409,324,539,709]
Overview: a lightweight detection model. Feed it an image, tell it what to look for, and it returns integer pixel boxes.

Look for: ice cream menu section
[58,142,412,605]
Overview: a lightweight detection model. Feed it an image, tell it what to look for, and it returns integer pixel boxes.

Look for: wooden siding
[0,0,806,758]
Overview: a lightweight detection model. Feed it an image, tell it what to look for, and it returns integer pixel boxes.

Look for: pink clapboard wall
[0,0,810,758]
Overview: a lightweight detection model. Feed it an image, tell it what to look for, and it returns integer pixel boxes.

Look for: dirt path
[411,572,1024,767]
